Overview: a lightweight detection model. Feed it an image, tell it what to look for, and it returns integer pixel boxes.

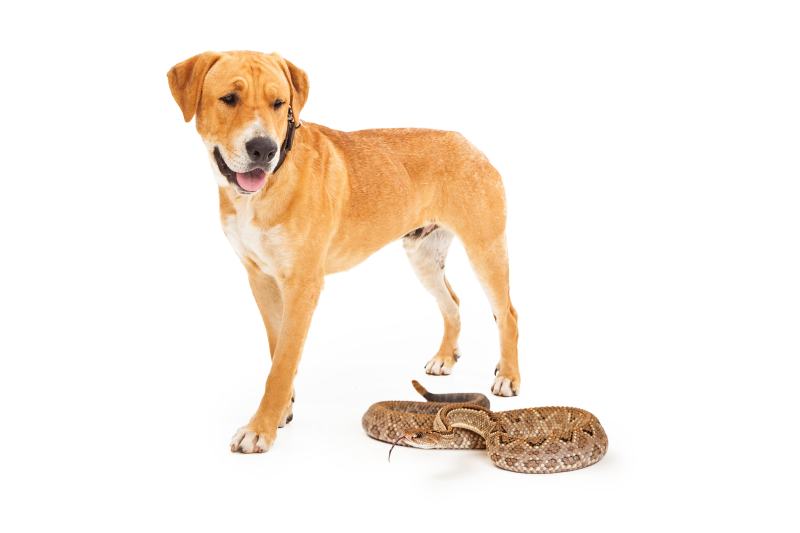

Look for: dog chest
[222,210,289,277]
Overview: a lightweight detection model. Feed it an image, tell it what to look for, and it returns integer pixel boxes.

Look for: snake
[362,381,608,474]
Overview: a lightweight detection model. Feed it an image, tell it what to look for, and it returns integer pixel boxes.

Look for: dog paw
[230,426,275,454]
[491,368,520,397]
[424,352,458,376]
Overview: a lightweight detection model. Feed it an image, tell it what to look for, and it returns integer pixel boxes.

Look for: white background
[1,1,798,531]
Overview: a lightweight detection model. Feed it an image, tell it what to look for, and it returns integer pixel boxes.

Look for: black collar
[272,106,299,175]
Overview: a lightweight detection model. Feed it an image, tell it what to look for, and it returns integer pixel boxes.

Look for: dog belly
[325,218,424,274]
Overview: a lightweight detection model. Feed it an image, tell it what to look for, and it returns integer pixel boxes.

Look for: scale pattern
[362,382,608,474]
[361,382,490,449]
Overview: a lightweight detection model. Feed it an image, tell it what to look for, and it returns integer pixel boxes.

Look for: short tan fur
[168,51,520,453]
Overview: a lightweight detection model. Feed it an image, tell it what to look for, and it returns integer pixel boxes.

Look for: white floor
[4,235,795,530]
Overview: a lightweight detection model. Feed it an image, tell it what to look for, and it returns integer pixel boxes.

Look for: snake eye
[219,93,238,106]
[413,432,422,439]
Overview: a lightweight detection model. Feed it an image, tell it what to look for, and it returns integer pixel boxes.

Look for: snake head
[388,429,456,462]
[388,431,435,462]
[401,431,442,449]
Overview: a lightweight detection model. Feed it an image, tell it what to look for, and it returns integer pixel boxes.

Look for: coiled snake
[362,381,608,474]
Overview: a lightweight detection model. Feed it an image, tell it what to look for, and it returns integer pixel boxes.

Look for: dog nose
[245,137,277,164]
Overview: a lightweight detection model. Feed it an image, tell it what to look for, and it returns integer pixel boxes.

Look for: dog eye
[273,99,285,110]
[219,93,238,106]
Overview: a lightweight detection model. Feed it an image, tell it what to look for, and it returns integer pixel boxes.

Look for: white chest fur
[222,202,290,277]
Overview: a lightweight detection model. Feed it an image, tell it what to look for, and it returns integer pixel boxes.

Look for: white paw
[491,375,518,397]
[425,357,454,375]
[230,427,274,454]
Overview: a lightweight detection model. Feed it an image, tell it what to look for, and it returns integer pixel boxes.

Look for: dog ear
[167,52,222,122]
[280,57,309,117]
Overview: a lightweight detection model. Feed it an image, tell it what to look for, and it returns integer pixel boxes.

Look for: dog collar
[273,106,300,175]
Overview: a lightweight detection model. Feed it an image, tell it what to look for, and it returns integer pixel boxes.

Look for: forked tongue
[235,169,267,192]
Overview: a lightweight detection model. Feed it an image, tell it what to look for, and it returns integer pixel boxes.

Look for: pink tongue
[235,169,267,192]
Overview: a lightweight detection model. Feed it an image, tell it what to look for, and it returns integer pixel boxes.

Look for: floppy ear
[167,52,221,122]
[280,57,309,117]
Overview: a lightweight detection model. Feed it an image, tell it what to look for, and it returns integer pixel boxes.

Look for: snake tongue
[388,435,406,462]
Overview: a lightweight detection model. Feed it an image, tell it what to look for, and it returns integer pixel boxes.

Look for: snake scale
[362,381,608,474]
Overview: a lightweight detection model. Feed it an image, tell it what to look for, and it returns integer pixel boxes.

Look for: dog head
[168,51,308,194]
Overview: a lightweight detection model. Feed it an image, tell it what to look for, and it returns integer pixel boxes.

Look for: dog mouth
[213,147,268,194]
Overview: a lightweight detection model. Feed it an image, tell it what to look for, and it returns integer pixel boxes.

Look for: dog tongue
[235,169,267,192]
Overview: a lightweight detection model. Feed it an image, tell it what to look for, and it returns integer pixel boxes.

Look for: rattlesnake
[362,381,608,474]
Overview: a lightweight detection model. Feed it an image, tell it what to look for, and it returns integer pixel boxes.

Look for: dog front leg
[247,266,297,426]
[246,266,283,358]
[230,274,322,453]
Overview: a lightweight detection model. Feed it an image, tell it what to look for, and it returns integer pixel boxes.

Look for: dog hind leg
[460,233,520,396]
[403,226,462,375]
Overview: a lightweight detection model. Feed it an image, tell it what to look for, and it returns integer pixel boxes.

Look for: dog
[168,51,519,453]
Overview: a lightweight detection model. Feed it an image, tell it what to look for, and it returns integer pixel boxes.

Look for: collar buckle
[273,105,299,174]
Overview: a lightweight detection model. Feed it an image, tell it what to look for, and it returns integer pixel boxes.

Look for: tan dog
[168,51,520,453]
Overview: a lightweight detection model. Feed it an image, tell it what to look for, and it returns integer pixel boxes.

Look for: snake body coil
[362,381,608,474]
